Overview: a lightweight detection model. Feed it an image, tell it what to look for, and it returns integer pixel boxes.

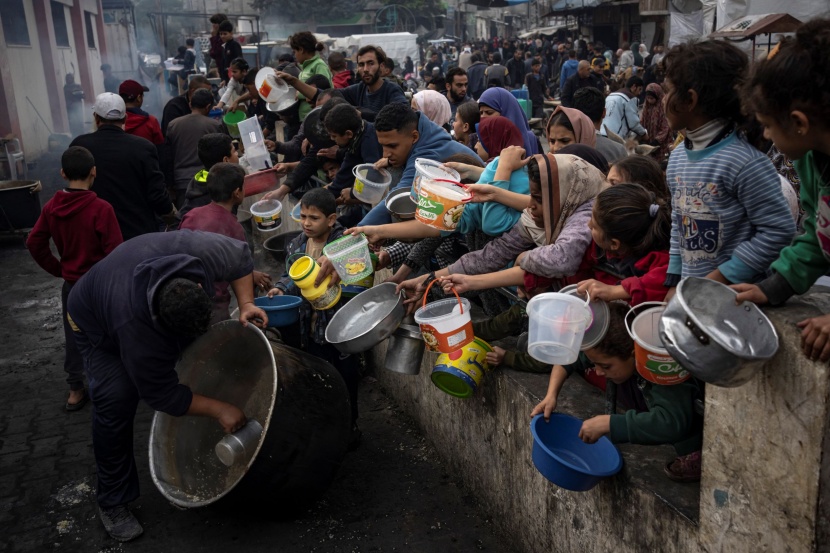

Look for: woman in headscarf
[478,88,541,155]
[631,42,644,72]
[640,83,673,160]
[396,153,607,297]
[412,90,452,131]
[546,106,596,152]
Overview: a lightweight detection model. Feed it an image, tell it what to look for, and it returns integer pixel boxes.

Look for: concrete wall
[372,287,830,553]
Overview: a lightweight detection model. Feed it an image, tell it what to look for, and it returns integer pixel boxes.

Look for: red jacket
[332,69,354,89]
[564,242,670,305]
[27,189,123,283]
[125,108,164,145]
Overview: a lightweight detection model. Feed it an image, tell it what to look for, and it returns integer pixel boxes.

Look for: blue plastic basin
[254,295,303,327]
[530,413,622,491]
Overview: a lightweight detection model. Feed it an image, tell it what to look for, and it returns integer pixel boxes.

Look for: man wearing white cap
[70,93,176,239]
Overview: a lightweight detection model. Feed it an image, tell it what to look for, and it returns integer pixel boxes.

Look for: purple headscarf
[478,88,540,155]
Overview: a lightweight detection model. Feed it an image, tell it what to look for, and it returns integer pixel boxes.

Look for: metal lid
[559,284,611,351]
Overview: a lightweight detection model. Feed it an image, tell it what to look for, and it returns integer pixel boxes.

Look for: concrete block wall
[371,287,830,553]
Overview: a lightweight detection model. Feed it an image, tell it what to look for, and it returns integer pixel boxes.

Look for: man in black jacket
[161,75,213,135]
[71,93,177,239]
[560,60,604,108]
[505,49,526,90]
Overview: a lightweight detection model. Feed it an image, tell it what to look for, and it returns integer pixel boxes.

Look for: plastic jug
[289,255,342,310]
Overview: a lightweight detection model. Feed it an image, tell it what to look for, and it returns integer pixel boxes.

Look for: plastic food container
[626,302,688,385]
[413,280,474,353]
[411,158,461,202]
[243,168,279,197]
[254,295,303,327]
[249,200,282,232]
[322,234,374,285]
[352,164,392,204]
[288,255,341,310]
[414,179,470,231]
[559,285,610,351]
[526,292,592,365]
[530,414,622,491]
[239,116,269,159]
[254,67,289,103]
[290,203,302,223]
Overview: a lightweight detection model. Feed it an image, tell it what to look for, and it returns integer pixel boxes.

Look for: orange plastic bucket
[625,303,689,385]
[414,280,474,353]
[414,179,471,231]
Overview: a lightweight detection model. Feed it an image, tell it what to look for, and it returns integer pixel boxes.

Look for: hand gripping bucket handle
[422,278,465,312]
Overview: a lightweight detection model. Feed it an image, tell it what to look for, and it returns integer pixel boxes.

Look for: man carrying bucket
[67,231,267,541]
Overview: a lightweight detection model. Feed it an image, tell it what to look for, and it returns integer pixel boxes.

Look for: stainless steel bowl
[658,277,779,387]
[386,187,417,223]
[325,282,405,354]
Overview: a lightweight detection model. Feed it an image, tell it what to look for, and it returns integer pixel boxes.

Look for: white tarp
[669,10,705,45]
[716,0,825,30]
[332,33,419,65]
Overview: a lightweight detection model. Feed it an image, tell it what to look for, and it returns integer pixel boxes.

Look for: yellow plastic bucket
[431,338,493,398]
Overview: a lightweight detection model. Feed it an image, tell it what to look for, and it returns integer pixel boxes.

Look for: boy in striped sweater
[660,41,795,288]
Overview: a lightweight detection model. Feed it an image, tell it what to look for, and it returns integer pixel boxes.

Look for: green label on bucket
[416,197,443,220]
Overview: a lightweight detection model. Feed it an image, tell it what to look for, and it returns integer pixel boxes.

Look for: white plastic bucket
[352,164,392,204]
[526,292,592,365]
[322,234,373,285]
[411,158,461,202]
[413,280,474,353]
[239,116,269,160]
[250,200,282,232]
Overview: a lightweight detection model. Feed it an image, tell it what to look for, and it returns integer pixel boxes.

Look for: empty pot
[384,323,425,375]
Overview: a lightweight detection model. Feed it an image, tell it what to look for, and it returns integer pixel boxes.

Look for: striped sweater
[667,132,796,283]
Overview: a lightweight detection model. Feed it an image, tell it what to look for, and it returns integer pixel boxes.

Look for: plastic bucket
[288,255,341,311]
[414,179,470,231]
[352,164,392,204]
[530,414,623,491]
[322,234,373,285]
[431,338,493,398]
[290,203,302,223]
[254,67,289,103]
[253,296,302,327]
[223,110,247,138]
[411,159,461,202]
[249,200,282,232]
[526,292,592,365]
[414,280,474,353]
[626,303,689,385]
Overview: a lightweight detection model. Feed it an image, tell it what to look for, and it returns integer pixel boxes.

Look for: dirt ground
[0,185,513,552]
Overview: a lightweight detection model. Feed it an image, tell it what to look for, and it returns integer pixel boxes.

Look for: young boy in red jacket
[27,146,123,411]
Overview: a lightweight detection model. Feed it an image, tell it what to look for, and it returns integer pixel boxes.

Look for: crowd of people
[22,14,830,544]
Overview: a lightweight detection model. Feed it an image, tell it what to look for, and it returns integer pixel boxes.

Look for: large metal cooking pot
[384,322,425,375]
[658,277,779,387]
[149,320,350,511]
[325,282,405,354]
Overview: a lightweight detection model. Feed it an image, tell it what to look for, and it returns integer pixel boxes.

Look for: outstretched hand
[798,313,830,362]
[731,283,769,306]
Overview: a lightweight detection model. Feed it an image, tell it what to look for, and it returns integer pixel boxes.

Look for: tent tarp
[332,33,419,65]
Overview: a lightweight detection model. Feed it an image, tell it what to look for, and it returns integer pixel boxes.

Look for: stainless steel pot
[384,323,425,375]
[149,320,350,511]
[387,187,417,223]
[325,282,405,354]
[658,277,779,387]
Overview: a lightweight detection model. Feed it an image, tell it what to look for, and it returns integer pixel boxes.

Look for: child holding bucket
[530,302,704,482]
[732,19,830,362]
[267,188,362,445]
[27,146,123,411]
[659,40,795,292]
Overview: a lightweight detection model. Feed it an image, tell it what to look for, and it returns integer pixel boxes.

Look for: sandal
[65,389,89,412]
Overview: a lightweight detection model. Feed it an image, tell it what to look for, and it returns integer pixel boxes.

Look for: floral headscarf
[641,83,672,157]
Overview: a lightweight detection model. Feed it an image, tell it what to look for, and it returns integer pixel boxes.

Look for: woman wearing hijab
[412,90,452,130]
[546,106,596,152]
[478,88,541,155]
[396,152,606,296]
[640,83,673,160]
[631,42,644,72]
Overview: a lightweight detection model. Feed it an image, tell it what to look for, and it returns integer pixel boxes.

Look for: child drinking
[733,18,830,362]
[660,40,795,288]
[530,302,704,482]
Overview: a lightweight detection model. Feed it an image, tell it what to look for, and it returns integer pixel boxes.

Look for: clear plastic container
[526,292,592,365]
[322,234,374,285]
[239,116,269,159]
[411,158,461,202]
[352,164,392,204]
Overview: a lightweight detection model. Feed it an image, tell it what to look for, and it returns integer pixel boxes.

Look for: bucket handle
[624,301,667,341]
[431,178,473,203]
[422,278,464,314]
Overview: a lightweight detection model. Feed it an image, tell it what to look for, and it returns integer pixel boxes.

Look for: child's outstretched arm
[530,365,568,421]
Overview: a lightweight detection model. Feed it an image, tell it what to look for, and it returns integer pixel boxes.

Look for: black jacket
[161,94,190,136]
[561,72,604,108]
[70,126,173,240]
